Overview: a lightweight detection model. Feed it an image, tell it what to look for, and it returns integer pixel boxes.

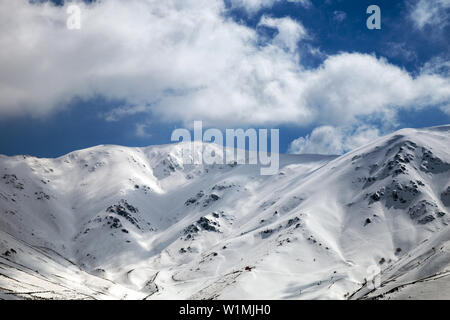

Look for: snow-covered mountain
[0,125,449,300]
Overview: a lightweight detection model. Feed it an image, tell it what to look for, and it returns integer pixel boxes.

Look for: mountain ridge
[0,125,449,299]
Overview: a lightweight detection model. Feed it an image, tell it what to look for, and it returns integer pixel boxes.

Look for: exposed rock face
[185,191,204,206]
[183,215,221,240]
[442,187,450,207]
[107,200,140,228]
[2,174,24,190]
[407,200,446,224]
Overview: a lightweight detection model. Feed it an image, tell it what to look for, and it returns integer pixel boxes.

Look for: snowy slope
[0,125,449,300]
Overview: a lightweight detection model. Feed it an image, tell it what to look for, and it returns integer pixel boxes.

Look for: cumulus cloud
[258,16,307,52]
[0,0,449,133]
[410,0,450,29]
[302,54,450,127]
[288,126,381,155]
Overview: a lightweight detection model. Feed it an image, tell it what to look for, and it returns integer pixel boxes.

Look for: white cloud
[382,42,417,62]
[332,10,347,23]
[410,0,450,29]
[258,16,307,52]
[229,0,311,14]
[103,105,149,122]
[301,53,450,127]
[0,0,449,133]
[135,123,151,138]
[288,126,381,155]
[421,56,450,77]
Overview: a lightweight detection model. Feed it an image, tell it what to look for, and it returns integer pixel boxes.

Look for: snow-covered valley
[0,125,449,300]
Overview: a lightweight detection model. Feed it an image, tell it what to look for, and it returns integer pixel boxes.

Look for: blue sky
[0,0,449,157]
